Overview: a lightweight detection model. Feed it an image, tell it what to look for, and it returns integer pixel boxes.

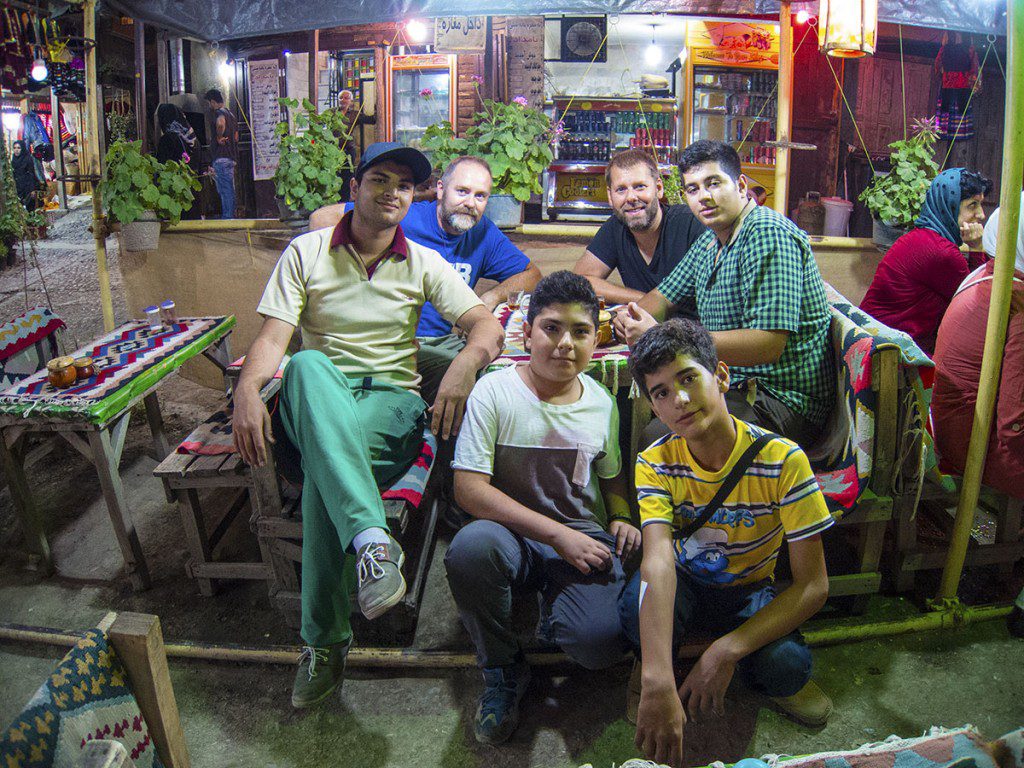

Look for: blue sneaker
[474,661,531,744]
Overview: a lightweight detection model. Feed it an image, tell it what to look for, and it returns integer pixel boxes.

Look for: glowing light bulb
[30,58,48,81]
[406,19,428,43]
[219,60,233,80]
[2,112,21,132]
[645,42,662,66]
[796,10,811,24]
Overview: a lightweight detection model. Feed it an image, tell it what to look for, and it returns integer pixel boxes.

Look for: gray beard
[443,211,477,233]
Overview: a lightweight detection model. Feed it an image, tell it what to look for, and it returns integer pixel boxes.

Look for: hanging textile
[933,36,979,142]
[1,8,29,95]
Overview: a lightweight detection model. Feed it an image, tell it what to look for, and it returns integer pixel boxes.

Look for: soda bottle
[1009,587,1024,638]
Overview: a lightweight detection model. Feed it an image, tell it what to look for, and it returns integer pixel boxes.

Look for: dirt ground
[0,206,1022,768]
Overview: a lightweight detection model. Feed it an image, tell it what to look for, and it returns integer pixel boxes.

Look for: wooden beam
[773,1,794,215]
[134,19,149,154]
[108,613,191,768]
[308,29,320,106]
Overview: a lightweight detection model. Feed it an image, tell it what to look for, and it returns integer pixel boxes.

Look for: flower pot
[121,211,161,252]
[483,194,523,229]
[871,219,909,252]
[276,197,311,227]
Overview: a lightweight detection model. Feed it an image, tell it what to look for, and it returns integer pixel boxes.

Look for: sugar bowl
[46,356,78,389]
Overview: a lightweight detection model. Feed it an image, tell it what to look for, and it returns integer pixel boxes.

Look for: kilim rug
[0,629,164,768]
[0,316,234,424]
[0,307,66,391]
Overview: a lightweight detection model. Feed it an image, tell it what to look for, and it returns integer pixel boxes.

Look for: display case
[543,97,679,220]
[383,53,456,148]
[683,20,780,207]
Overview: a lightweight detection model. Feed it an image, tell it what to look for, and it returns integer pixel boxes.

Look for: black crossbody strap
[673,432,777,541]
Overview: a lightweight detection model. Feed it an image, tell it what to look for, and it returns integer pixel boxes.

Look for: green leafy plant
[663,166,684,206]
[0,147,28,250]
[100,139,200,225]
[273,97,355,214]
[421,93,555,203]
[859,123,940,228]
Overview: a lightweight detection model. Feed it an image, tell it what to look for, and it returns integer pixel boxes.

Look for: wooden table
[0,316,235,590]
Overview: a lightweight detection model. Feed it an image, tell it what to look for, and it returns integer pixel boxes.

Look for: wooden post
[156,33,170,104]
[83,0,115,332]
[50,88,67,210]
[937,2,1024,601]
[134,18,148,154]
[308,29,320,107]
[108,613,191,768]
[773,1,794,216]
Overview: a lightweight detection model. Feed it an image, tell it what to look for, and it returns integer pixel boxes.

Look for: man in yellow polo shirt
[232,142,504,709]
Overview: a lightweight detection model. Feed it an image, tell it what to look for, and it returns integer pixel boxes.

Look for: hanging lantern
[818,0,878,58]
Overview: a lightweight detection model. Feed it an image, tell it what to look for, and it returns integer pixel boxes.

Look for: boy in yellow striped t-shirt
[619,319,834,768]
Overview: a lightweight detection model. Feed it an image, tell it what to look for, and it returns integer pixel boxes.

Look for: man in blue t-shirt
[310,156,540,403]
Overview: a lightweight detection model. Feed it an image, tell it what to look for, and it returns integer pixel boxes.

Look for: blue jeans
[618,568,812,697]
[445,519,628,670]
[211,158,236,219]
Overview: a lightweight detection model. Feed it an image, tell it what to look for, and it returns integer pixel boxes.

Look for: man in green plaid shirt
[614,141,832,447]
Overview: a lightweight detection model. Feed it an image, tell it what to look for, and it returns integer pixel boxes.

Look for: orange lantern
[818,0,878,57]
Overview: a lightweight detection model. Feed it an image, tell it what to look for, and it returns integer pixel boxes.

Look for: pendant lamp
[818,0,878,58]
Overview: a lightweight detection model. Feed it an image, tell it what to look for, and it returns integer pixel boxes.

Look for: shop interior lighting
[1,111,21,133]
[796,9,811,24]
[644,24,662,67]
[818,0,877,57]
[219,59,234,80]
[30,57,48,82]
[406,19,428,43]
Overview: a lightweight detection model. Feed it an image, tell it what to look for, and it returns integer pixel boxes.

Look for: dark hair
[526,270,599,328]
[203,88,224,104]
[960,170,993,201]
[440,156,491,185]
[156,102,185,132]
[605,148,659,187]
[629,318,719,399]
[678,140,742,182]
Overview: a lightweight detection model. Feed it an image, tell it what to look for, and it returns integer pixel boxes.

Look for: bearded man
[574,149,705,312]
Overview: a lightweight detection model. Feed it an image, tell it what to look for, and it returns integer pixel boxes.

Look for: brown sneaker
[626,659,642,725]
[771,680,833,726]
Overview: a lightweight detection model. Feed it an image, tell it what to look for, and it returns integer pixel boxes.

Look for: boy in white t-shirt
[445,271,641,745]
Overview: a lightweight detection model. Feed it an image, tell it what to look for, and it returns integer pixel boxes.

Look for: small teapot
[46,356,78,389]
[597,310,614,347]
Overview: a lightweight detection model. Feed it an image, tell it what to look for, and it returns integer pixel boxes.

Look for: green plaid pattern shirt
[657,203,832,425]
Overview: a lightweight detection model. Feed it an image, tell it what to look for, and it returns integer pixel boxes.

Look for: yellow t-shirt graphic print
[635,417,834,587]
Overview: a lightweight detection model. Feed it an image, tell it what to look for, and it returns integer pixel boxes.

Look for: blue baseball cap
[355,142,433,185]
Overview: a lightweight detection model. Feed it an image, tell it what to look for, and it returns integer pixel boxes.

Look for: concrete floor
[0,207,1022,768]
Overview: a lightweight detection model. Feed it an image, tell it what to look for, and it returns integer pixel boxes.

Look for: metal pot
[871,218,909,252]
[121,210,161,252]
[483,194,523,229]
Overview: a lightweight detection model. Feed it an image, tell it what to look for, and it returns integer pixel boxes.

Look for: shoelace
[357,543,388,583]
[298,646,329,682]
[480,670,518,716]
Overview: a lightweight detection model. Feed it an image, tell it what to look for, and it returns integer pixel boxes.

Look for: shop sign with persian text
[434,17,487,52]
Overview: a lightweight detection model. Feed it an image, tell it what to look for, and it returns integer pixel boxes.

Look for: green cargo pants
[278,350,426,647]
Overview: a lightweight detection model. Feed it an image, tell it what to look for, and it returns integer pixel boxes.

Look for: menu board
[505,17,545,112]
[247,59,282,181]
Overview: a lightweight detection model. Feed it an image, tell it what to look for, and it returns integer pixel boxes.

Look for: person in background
[232,142,504,709]
[204,88,238,219]
[445,271,639,745]
[931,192,1024,499]
[621,319,833,768]
[309,156,540,405]
[859,167,992,355]
[615,140,832,449]
[574,149,705,309]
[155,103,201,220]
[11,139,42,211]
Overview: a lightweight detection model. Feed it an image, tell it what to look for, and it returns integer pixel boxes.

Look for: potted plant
[859,120,940,250]
[422,91,555,228]
[100,139,200,251]
[273,97,355,223]
[0,146,28,267]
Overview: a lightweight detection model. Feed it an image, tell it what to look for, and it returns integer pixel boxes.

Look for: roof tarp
[102,0,1006,43]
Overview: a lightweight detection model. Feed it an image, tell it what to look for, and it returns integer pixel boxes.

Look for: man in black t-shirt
[204,88,238,219]
[574,149,705,309]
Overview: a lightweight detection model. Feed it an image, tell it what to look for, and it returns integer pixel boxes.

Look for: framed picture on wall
[560,16,607,63]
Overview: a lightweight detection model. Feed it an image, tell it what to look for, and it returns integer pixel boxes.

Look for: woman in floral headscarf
[860,167,992,354]
[931,192,1024,498]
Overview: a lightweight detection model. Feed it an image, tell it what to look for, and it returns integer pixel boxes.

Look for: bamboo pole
[773,1,794,216]
[84,0,115,332]
[0,605,1011,669]
[50,89,67,210]
[937,4,1024,601]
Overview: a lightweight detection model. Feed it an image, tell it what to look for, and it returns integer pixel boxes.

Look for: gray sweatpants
[444,519,628,669]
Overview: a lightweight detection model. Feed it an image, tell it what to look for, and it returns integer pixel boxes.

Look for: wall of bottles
[692,66,778,166]
[557,108,677,163]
